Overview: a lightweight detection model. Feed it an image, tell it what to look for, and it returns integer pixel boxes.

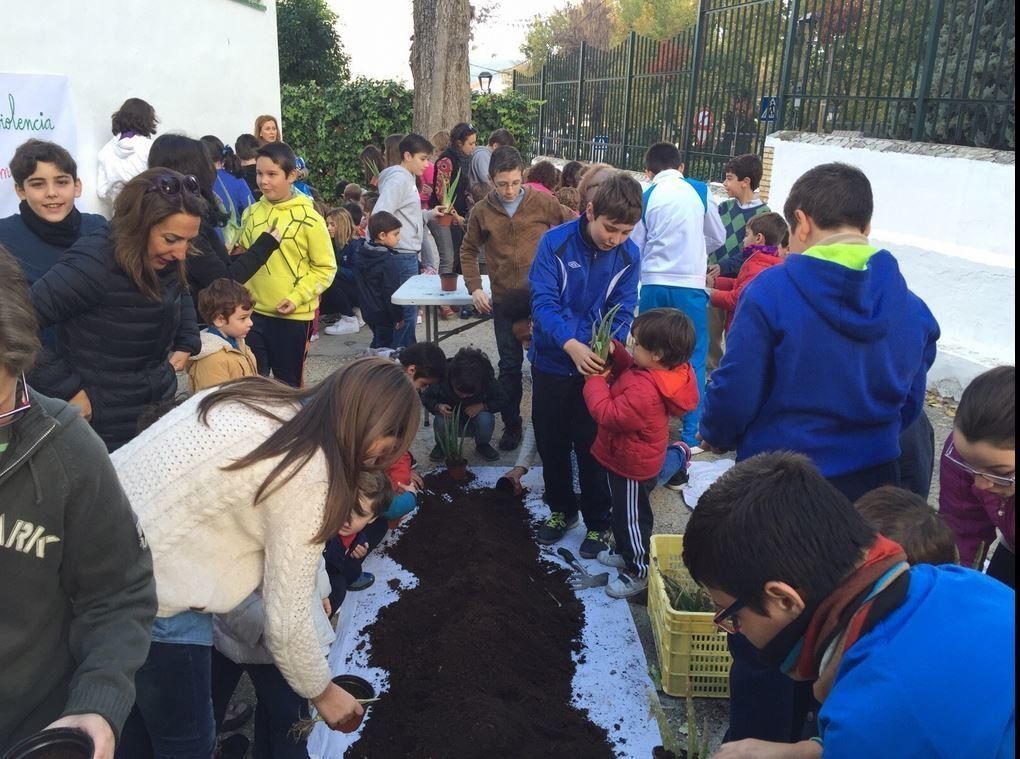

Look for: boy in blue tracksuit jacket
[528,173,642,559]
[684,453,1014,759]
[700,163,940,501]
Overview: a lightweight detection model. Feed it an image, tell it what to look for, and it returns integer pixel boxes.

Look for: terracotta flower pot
[440,274,459,292]
[446,459,468,481]
[495,476,523,496]
[332,674,376,733]
[436,212,454,227]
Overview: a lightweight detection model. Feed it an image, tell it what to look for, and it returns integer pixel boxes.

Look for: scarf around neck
[766,535,911,703]
[743,243,780,258]
[19,199,82,248]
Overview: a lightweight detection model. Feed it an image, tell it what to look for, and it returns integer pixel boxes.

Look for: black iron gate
[513,0,1014,181]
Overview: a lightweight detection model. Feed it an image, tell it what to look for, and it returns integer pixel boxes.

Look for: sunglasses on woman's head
[943,440,1015,487]
[146,174,202,199]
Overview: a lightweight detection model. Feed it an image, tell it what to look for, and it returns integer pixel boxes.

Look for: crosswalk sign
[760,96,778,122]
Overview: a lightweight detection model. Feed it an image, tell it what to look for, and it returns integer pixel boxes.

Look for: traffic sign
[693,108,715,147]
[760,96,778,122]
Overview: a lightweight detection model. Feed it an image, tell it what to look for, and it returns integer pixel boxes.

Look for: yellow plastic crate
[648,534,731,698]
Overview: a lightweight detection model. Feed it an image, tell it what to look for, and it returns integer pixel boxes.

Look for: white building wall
[1,0,281,215]
[765,132,1016,398]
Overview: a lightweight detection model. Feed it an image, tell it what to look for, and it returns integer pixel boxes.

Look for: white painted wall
[1,0,281,215]
[765,132,1016,398]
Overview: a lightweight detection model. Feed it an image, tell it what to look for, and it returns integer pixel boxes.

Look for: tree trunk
[411,0,472,138]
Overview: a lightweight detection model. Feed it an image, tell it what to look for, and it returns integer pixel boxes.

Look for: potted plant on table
[438,405,469,481]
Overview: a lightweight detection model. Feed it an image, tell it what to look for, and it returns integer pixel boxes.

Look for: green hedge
[282,80,543,202]
[281,78,414,201]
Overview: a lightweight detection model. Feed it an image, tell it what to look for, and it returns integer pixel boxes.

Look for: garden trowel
[556,547,610,589]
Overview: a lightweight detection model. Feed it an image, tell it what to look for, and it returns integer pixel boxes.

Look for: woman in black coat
[148,134,278,294]
[30,168,204,451]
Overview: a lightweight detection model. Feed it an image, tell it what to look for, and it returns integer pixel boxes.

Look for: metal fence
[514,0,1015,180]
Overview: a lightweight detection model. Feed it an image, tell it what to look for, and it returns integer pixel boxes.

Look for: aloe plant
[440,169,461,210]
[589,303,623,362]
[655,558,715,613]
[437,405,466,462]
[685,695,712,758]
[362,158,380,180]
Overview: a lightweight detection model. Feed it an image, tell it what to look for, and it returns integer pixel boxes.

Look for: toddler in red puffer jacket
[582,308,699,599]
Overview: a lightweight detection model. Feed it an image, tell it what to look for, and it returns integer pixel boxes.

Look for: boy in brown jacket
[460,146,573,450]
[188,278,259,393]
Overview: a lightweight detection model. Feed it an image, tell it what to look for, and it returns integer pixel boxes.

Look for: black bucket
[3,728,93,759]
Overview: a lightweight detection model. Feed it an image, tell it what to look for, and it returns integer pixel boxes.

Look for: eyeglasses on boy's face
[0,372,31,427]
[713,597,746,634]
[943,440,1016,488]
[146,174,201,199]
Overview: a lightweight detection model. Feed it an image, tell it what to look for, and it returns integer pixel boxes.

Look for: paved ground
[284,312,955,755]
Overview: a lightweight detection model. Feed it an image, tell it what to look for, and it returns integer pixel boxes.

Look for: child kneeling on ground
[188,278,258,393]
[422,347,509,462]
[582,308,699,598]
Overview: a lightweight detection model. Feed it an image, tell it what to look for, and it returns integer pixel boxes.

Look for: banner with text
[0,73,77,217]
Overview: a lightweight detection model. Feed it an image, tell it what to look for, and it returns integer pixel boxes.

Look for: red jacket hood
[648,363,699,416]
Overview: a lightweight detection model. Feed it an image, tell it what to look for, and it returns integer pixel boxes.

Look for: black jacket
[353,241,404,327]
[29,228,200,451]
[420,376,511,417]
[186,220,279,294]
[0,392,156,748]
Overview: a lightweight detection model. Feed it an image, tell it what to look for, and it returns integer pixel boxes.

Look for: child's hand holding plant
[436,403,454,417]
[463,402,485,418]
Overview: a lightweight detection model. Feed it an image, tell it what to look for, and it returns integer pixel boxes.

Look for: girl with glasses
[939,365,1015,588]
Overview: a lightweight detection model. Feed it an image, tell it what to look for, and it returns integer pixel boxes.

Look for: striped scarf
[782,535,911,702]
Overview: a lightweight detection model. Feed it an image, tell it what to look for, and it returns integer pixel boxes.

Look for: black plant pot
[3,728,93,759]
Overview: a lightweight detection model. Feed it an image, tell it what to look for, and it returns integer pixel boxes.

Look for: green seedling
[440,169,461,211]
[362,158,380,180]
[589,303,623,362]
[654,558,715,613]
[684,695,712,758]
[437,405,466,463]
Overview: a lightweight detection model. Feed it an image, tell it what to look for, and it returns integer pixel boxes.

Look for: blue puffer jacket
[528,216,640,376]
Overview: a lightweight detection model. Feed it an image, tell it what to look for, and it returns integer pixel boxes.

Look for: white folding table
[391,274,492,344]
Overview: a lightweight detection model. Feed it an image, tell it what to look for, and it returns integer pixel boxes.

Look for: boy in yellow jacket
[239,141,336,386]
[188,279,259,392]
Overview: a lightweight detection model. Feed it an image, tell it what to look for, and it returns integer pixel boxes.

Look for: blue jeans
[492,312,524,426]
[117,642,215,759]
[656,444,690,486]
[211,650,311,759]
[639,285,707,446]
[433,411,496,447]
[391,251,420,347]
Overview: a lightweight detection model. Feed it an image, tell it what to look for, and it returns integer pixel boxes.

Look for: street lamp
[478,71,493,93]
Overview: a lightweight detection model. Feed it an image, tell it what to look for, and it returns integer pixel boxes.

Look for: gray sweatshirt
[0,393,157,748]
[376,165,434,255]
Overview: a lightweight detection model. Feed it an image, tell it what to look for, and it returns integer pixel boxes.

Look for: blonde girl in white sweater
[111,357,419,758]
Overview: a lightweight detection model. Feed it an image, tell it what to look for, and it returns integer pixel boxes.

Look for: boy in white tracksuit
[630,142,711,446]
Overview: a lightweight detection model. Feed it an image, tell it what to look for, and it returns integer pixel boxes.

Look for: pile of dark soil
[347,472,615,758]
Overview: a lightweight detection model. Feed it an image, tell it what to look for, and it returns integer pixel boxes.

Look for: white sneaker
[309,332,319,342]
[351,308,365,327]
[324,317,360,336]
[606,572,648,599]
[597,549,627,569]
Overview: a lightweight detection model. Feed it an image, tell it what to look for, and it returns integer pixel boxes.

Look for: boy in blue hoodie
[700,162,940,502]
[686,452,1013,759]
[528,172,642,559]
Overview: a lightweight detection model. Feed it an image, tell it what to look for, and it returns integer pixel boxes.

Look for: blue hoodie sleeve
[700,294,775,449]
[529,234,574,350]
[607,244,640,340]
[900,308,940,430]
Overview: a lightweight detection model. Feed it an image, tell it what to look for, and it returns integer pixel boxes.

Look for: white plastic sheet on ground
[684,458,736,509]
[308,467,663,758]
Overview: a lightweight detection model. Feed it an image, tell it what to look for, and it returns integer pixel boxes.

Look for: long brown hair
[197,357,420,543]
[383,133,404,168]
[110,168,206,300]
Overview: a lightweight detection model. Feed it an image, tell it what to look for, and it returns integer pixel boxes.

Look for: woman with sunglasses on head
[29,169,204,452]
[0,246,157,756]
[148,135,281,295]
[939,365,1015,588]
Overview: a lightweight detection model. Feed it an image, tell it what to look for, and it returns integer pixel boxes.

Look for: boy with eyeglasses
[685,451,1013,759]
[460,146,573,450]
